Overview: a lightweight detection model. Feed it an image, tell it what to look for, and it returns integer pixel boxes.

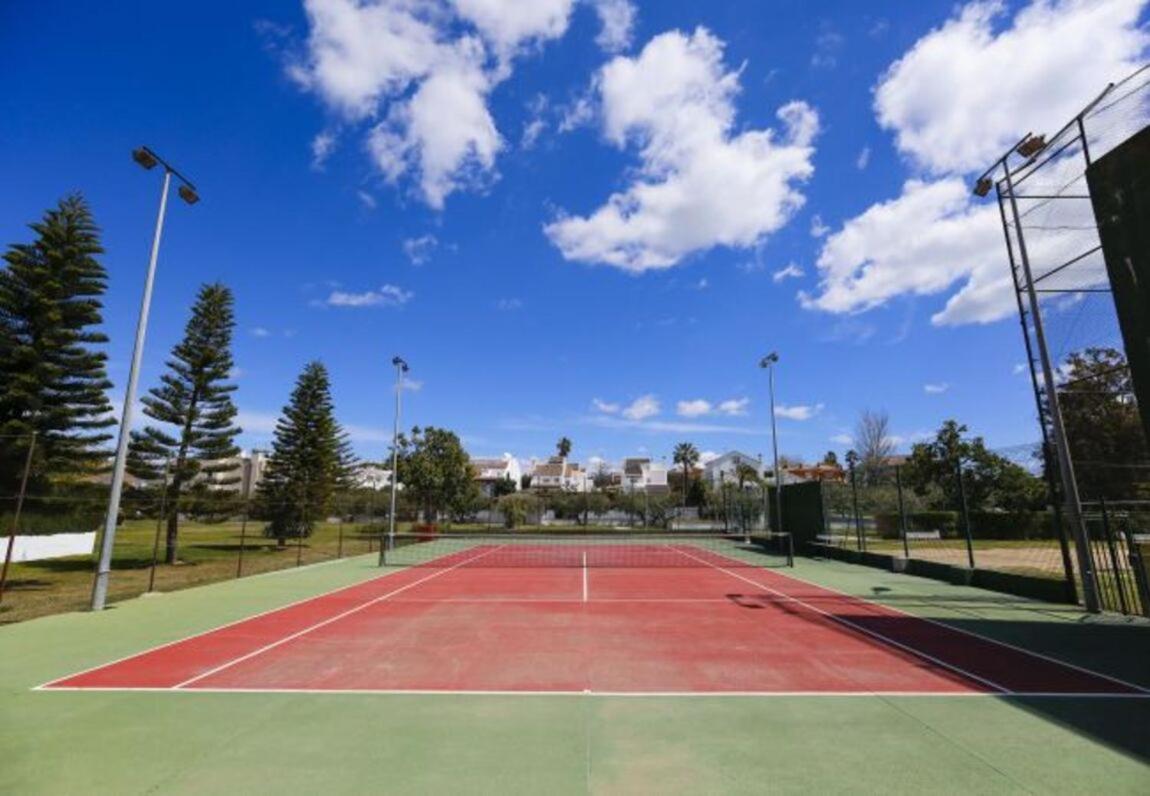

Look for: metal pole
[1099,498,1127,615]
[382,357,406,564]
[996,182,1077,602]
[92,170,172,611]
[236,501,248,578]
[849,460,863,551]
[0,432,37,606]
[1003,163,1100,612]
[767,364,783,537]
[956,461,976,570]
[895,465,909,559]
[147,456,171,593]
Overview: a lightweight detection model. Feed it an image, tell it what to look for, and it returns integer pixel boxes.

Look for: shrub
[498,492,540,529]
[967,511,1052,540]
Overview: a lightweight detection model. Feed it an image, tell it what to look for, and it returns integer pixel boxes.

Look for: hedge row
[874,510,1055,540]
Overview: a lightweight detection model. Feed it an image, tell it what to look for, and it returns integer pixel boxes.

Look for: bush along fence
[805,463,1150,615]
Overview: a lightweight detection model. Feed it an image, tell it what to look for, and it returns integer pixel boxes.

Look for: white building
[531,457,589,492]
[621,458,669,494]
[354,463,394,491]
[702,451,766,487]
[471,455,522,497]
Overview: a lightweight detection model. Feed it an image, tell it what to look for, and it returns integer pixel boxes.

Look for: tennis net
[379,532,793,568]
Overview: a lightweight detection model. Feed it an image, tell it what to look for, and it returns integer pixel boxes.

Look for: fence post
[337,512,345,559]
[296,485,308,568]
[956,462,975,569]
[147,456,172,593]
[1099,498,1128,615]
[236,502,249,578]
[0,432,37,607]
[895,465,910,559]
[1118,516,1150,617]
[849,460,864,552]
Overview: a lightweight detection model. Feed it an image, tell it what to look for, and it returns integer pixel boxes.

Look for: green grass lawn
[0,517,382,625]
[1,554,1147,793]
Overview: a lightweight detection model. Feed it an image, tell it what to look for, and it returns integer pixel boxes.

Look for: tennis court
[40,535,1141,697]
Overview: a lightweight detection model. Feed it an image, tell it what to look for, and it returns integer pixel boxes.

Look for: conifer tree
[256,361,357,543]
[0,194,115,492]
[127,283,241,563]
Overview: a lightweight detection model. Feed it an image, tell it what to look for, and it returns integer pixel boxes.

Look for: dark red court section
[45,544,1141,695]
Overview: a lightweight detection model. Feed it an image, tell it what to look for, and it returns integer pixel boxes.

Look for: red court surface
[42,544,1144,696]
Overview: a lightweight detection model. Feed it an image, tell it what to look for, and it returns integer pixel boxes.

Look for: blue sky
[2,0,1146,468]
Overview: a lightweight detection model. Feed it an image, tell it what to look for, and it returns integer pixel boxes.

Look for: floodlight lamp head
[973,177,993,198]
[392,356,409,372]
[132,147,159,170]
[178,184,200,205]
[759,352,779,368]
[1016,134,1047,159]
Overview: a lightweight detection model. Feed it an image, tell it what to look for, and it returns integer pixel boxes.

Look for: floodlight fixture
[759,352,779,368]
[178,184,200,205]
[132,147,159,170]
[973,177,993,198]
[1016,134,1047,158]
[392,356,409,373]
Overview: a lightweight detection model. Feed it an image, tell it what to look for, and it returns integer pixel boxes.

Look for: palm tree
[556,436,572,459]
[735,461,760,489]
[672,442,700,507]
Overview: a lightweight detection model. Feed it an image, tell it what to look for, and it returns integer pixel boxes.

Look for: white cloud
[357,189,377,209]
[775,403,824,420]
[924,382,950,394]
[829,433,853,445]
[622,394,660,421]
[1013,363,1028,375]
[250,326,271,338]
[809,215,829,238]
[544,28,819,271]
[496,297,523,310]
[311,131,337,169]
[676,399,712,418]
[591,0,636,53]
[856,146,870,170]
[592,398,620,414]
[587,414,766,436]
[403,234,439,265]
[874,0,1149,175]
[717,397,750,416]
[291,0,576,208]
[695,277,709,290]
[811,27,844,70]
[698,450,720,464]
[557,93,595,132]
[401,378,424,392]
[451,0,575,61]
[325,284,414,307]
[803,178,1009,325]
[772,262,804,283]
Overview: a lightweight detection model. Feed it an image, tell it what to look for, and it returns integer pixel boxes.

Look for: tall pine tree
[0,194,115,492]
[127,283,241,563]
[256,361,357,544]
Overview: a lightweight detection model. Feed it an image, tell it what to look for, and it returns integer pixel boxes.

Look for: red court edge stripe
[42,552,1141,695]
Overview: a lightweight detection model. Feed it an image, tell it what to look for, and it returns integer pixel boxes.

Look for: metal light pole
[760,353,783,538]
[381,356,409,563]
[92,147,199,611]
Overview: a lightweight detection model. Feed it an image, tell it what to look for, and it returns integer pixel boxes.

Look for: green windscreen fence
[1087,123,1150,446]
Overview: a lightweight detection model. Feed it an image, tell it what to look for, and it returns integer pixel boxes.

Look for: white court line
[37,557,414,690]
[36,685,1150,699]
[171,545,506,689]
[582,551,588,603]
[772,565,1150,695]
[670,546,1012,694]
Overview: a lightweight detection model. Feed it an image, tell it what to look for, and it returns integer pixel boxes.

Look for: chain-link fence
[993,65,1150,613]
[0,482,388,624]
[815,463,1098,593]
